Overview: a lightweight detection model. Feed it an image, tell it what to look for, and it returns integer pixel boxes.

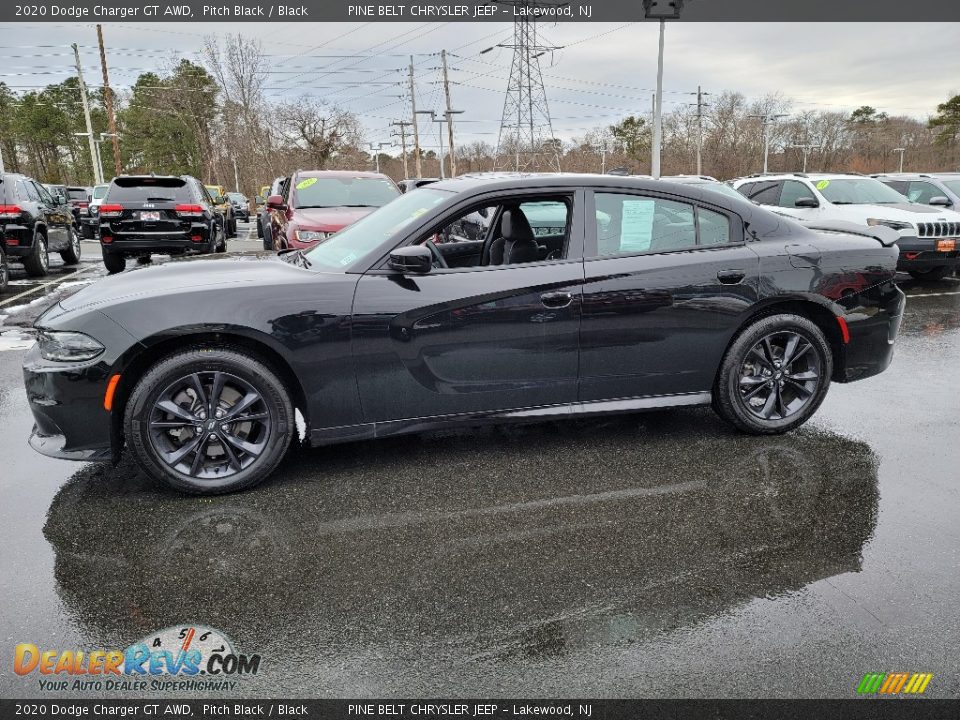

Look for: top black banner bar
[4,0,960,23]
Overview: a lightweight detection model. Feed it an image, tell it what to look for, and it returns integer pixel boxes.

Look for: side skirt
[309,391,712,447]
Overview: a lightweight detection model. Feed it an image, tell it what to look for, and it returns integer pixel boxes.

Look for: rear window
[67,188,88,201]
[107,178,193,203]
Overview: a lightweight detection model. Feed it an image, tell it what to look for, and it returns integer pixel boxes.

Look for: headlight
[867,218,913,231]
[295,229,331,242]
[37,331,105,362]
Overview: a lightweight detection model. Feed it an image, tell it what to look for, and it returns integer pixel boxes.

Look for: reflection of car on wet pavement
[1,172,81,278]
[22,174,904,495]
[41,414,879,661]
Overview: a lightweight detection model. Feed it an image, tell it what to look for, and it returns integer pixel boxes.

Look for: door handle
[540,291,573,308]
[717,269,746,285]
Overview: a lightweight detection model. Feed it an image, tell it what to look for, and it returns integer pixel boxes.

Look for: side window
[34,182,53,204]
[23,181,41,202]
[698,207,732,246]
[906,181,941,204]
[594,193,696,256]
[281,178,292,203]
[778,180,817,208]
[199,183,215,205]
[736,182,755,199]
[743,181,782,205]
[14,180,29,201]
[882,180,908,195]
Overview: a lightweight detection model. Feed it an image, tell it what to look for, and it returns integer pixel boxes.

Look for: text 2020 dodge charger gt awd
[24,175,905,494]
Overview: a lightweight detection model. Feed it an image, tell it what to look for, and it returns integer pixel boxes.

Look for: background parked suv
[205,184,237,239]
[99,175,226,274]
[1,172,81,277]
[873,173,960,209]
[84,183,109,238]
[733,173,960,280]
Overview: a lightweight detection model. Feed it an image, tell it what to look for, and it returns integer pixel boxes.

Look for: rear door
[31,181,70,247]
[580,189,760,401]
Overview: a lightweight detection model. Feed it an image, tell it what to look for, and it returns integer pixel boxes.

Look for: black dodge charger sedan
[23,174,905,494]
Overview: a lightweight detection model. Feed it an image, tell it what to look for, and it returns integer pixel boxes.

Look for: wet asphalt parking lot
[1,222,958,699]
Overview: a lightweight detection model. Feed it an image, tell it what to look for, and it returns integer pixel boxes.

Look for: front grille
[917,221,960,237]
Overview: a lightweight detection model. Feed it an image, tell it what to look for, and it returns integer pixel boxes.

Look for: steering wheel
[425,239,449,269]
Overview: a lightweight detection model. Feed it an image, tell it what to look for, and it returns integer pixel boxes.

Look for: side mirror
[266,194,285,210]
[794,196,819,208]
[388,245,433,274]
[929,196,951,206]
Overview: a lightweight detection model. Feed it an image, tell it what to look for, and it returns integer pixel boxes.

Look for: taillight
[0,204,22,219]
[190,234,203,243]
[175,204,205,218]
[76,201,89,208]
[99,204,123,218]
[101,235,113,244]
[5,237,19,246]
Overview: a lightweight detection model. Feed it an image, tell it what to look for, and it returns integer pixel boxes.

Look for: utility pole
[96,24,121,178]
[790,144,819,173]
[72,43,102,185]
[440,50,459,177]
[391,120,412,179]
[0,145,5,174]
[694,86,710,176]
[749,113,788,173]
[232,157,240,193]
[409,57,422,178]
[893,147,906,173]
[651,18,665,179]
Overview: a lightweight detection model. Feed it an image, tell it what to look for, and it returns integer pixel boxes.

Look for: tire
[713,313,832,435]
[0,245,8,292]
[124,348,294,495]
[102,249,126,274]
[228,218,238,239]
[60,227,82,265]
[22,230,50,277]
[908,266,950,281]
[215,229,227,253]
[256,215,263,239]
[262,217,273,251]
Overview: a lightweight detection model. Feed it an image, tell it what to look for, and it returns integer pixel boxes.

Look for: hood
[57,254,320,313]
[292,206,376,231]
[860,202,960,219]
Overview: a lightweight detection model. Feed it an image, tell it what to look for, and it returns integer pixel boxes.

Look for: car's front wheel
[60,227,82,265]
[713,313,832,435]
[908,266,950,282]
[124,348,294,494]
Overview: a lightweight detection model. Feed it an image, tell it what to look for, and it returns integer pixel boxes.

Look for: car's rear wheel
[23,230,49,277]
[60,227,82,265]
[125,348,294,495]
[908,266,950,281]
[262,216,273,251]
[713,313,832,435]
[102,249,126,274]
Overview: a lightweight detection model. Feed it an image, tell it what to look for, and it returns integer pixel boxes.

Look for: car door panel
[352,261,584,423]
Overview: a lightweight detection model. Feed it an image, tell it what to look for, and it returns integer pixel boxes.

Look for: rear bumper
[838,285,906,383]
[100,228,215,255]
[895,235,958,269]
[1,222,34,257]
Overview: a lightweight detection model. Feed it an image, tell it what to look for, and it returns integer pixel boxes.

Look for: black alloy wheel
[23,230,49,277]
[713,313,832,435]
[0,246,8,292]
[126,348,294,494]
[60,226,82,265]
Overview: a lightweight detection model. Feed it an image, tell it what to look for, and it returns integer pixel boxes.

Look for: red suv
[266,170,400,250]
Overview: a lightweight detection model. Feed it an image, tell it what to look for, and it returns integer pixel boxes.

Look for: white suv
[732,173,960,280]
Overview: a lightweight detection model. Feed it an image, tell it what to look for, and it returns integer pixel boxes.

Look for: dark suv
[1,173,81,278]
[98,175,226,274]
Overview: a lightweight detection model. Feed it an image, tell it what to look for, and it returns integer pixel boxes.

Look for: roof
[294,170,390,179]
[872,172,960,180]
[432,172,728,194]
[732,172,873,184]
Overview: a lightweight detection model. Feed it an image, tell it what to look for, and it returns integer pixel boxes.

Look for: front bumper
[23,342,115,461]
[895,235,959,270]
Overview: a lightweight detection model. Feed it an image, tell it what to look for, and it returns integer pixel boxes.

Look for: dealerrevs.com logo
[14,625,261,692]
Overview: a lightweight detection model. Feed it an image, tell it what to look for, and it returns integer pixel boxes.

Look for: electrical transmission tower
[490,1,563,172]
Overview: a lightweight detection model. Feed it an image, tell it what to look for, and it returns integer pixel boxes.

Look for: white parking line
[0,264,101,309]
[906,290,960,299]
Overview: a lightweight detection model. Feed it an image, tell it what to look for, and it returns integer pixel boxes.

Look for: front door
[579,189,760,401]
[352,192,585,423]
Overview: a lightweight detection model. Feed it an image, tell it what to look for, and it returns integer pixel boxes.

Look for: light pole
[643,0,683,179]
[893,147,906,173]
[749,113,788,173]
[790,144,820,173]
[368,142,391,174]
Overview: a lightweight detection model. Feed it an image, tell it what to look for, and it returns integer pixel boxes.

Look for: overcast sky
[3,21,958,154]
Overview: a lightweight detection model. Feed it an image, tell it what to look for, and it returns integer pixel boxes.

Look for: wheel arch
[718,294,846,386]
[110,328,309,458]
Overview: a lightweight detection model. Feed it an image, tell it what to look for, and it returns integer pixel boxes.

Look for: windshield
[942,180,960,197]
[304,187,452,271]
[227,193,246,202]
[293,175,399,209]
[817,178,908,205]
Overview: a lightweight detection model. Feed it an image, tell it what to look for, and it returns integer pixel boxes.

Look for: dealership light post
[368,142,392,174]
[893,147,906,173]
[643,0,684,179]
